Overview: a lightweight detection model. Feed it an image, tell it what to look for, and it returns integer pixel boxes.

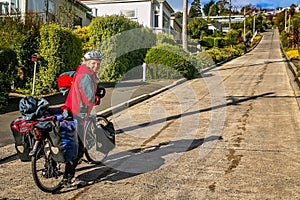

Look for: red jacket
[65,65,97,119]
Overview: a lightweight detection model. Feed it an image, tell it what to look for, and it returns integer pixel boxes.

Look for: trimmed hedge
[89,16,157,82]
[34,23,82,95]
[144,43,198,79]
[201,36,228,48]
[206,45,245,63]
[0,47,18,110]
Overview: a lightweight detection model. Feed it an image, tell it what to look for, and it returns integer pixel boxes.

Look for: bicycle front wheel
[31,140,65,193]
[84,116,108,164]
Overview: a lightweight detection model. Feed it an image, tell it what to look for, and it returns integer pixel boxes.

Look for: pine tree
[203,0,215,16]
[189,0,202,18]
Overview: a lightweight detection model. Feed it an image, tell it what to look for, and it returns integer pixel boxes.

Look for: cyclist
[63,50,102,185]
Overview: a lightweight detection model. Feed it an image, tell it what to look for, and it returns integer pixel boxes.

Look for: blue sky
[168,0,299,12]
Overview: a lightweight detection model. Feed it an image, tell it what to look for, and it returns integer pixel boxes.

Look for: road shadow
[1,93,67,114]
[116,92,275,134]
[54,135,222,194]
[215,60,287,72]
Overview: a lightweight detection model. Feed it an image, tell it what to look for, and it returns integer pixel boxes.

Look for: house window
[154,10,159,27]
[27,0,56,22]
[27,0,55,14]
[163,14,169,29]
[74,16,82,27]
[27,0,45,13]
[48,0,55,14]
[121,9,136,18]
[0,1,9,15]
[0,0,21,15]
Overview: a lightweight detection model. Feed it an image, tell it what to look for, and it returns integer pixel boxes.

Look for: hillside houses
[79,0,182,39]
[0,0,92,26]
[0,0,181,39]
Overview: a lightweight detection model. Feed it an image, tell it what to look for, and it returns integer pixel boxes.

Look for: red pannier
[10,118,36,162]
[57,71,76,96]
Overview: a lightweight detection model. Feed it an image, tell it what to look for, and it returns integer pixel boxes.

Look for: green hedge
[34,23,82,95]
[144,43,197,79]
[206,45,245,63]
[0,16,41,90]
[201,36,228,48]
[0,47,18,111]
[89,16,157,81]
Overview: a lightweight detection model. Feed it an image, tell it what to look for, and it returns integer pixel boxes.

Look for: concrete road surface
[0,29,299,199]
[0,81,172,147]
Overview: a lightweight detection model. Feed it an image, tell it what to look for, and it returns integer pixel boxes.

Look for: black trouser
[64,115,85,179]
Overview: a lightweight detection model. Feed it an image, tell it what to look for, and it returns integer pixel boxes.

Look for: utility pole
[244,8,246,42]
[45,0,49,23]
[288,14,291,32]
[284,9,287,31]
[229,0,232,30]
[182,0,188,50]
[253,13,256,35]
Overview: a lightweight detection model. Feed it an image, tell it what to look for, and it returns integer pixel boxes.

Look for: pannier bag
[19,96,50,120]
[10,118,34,162]
[57,71,76,96]
[95,120,116,154]
[49,118,78,163]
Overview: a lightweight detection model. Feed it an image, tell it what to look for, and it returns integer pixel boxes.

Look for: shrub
[0,14,41,90]
[286,49,300,60]
[226,29,240,45]
[201,36,214,48]
[73,26,92,54]
[88,15,142,48]
[280,30,289,50]
[35,23,82,95]
[214,37,228,48]
[0,47,18,110]
[206,44,245,63]
[144,43,197,79]
[89,16,156,81]
[156,33,176,45]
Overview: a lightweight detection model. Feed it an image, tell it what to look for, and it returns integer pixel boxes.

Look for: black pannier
[95,119,116,154]
[49,118,78,163]
[10,119,35,162]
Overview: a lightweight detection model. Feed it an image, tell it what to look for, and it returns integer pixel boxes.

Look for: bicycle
[12,112,115,193]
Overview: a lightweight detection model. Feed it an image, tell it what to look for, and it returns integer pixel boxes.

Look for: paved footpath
[0,81,173,148]
[0,29,299,199]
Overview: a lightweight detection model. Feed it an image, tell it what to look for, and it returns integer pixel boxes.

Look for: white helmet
[84,50,102,61]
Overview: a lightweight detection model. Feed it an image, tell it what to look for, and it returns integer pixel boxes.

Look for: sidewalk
[0,79,185,159]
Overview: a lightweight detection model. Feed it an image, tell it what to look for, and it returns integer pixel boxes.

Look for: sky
[168,0,299,12]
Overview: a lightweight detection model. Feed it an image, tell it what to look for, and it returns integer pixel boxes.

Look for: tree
[174,11,183,24]
[203,0,215,16]
[208,4,218,16]
[216,0,229,16]
[188,18,209,39]
[189,0,202,18]
[292,13,300,55]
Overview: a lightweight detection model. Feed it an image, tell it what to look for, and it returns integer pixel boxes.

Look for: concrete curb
[280,44,300,88]
[97,78,187,117]
[1,35,264,162]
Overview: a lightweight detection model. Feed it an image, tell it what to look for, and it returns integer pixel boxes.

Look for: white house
[0,0,92,26]
[79,0,182,38]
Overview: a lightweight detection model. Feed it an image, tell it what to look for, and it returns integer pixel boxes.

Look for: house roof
[79,0,152,4]
[79,0,175,14]
[72,0,92,12]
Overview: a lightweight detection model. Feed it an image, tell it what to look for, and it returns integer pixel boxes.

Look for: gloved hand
[96,86,106,99]
[95,95,100,105]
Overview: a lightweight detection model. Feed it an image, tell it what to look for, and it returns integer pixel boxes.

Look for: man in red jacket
[63,50,102,185]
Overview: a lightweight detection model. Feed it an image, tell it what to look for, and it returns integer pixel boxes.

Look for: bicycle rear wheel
[31,140,65,193]
[84,116,108,164]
